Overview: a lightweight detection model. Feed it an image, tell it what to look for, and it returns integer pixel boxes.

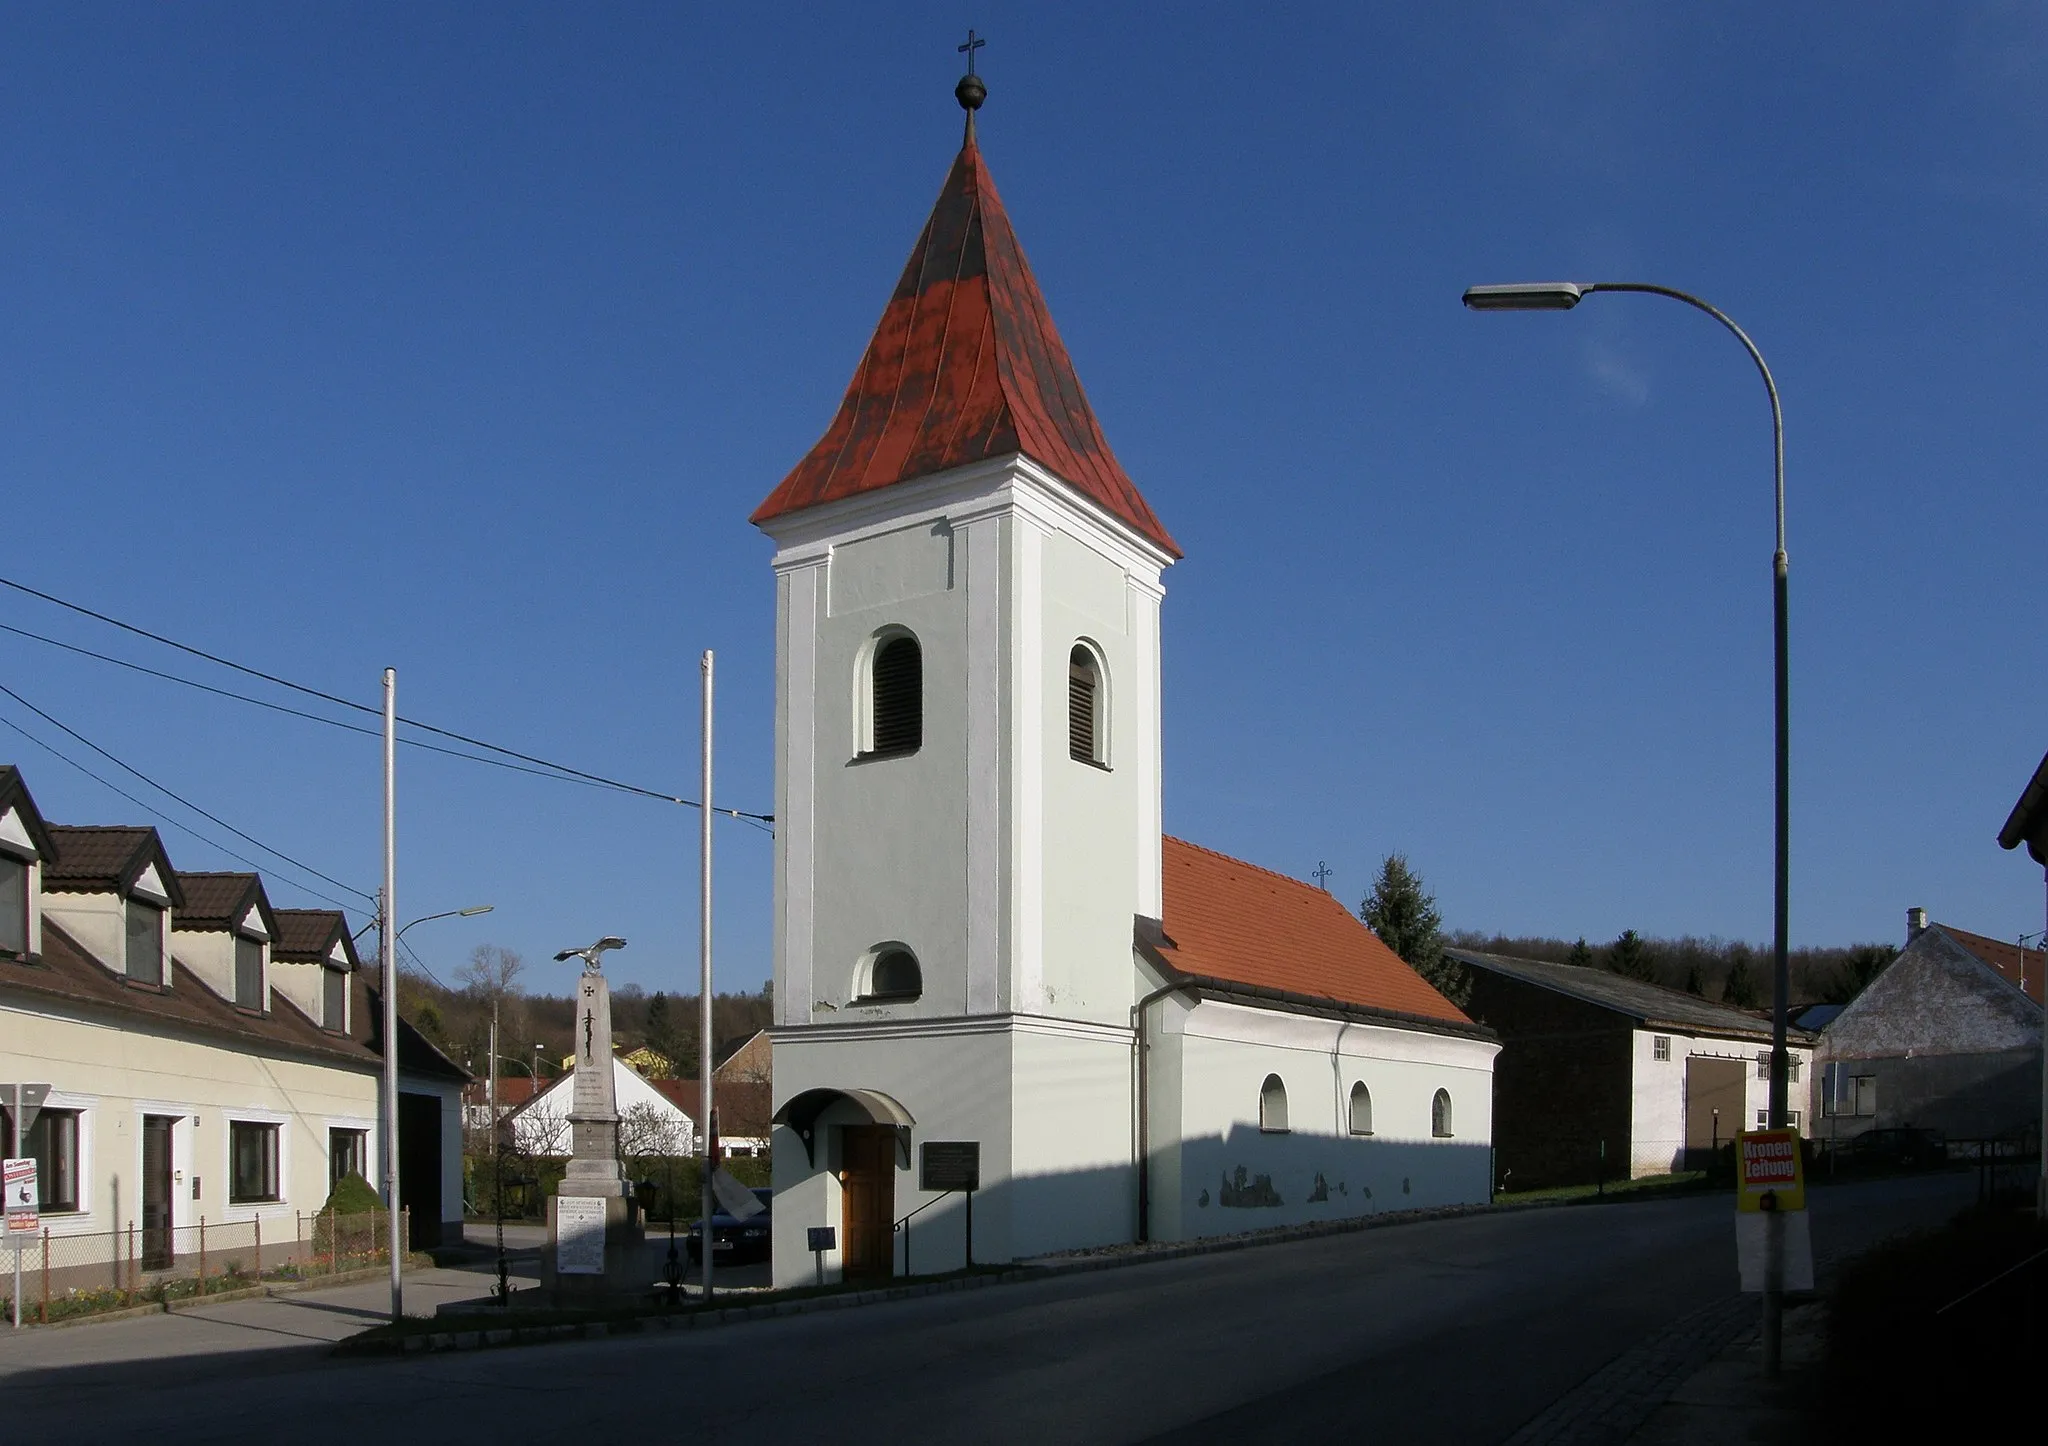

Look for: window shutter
[871,638,923,756]
[1068,647,1097,762]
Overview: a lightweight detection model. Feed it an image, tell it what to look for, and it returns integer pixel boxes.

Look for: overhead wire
[0,711,369,913]
[0,573,773,821]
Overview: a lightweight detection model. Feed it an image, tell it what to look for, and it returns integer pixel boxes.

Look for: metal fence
[2,1209,408,1325]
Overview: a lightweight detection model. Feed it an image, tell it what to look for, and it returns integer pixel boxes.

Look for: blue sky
[5,5,2044,997]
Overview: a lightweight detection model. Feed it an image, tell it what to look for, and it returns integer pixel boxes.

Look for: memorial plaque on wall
[556,1195,607,1275]
[920,1141,980,1192]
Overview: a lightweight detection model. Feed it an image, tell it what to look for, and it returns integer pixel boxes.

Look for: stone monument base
[542,1192,645,1302]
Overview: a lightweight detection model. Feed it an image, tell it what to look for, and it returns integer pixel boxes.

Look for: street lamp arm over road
[1465,278,1793,1372]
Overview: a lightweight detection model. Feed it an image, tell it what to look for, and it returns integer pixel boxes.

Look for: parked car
[1847,1127,1947,1168]
[685,1187,773,1264]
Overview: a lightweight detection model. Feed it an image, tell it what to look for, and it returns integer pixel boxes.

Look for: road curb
[337,1196,1585,1358]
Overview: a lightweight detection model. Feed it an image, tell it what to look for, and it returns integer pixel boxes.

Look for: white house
[504,1056,698,1159]
[0,765,470,1289]
[757,87,1498,1288]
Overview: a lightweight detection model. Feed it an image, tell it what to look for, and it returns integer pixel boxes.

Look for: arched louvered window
[1259,1074,1289,1133]
[867,634,923,758]
[1068,644,1106,765]
[857,945,922,1003]
[1349,1082,1373,1136]
[1432,1088,1454,1138]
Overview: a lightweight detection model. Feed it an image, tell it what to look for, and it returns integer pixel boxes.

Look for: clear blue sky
[5,5,2044,997]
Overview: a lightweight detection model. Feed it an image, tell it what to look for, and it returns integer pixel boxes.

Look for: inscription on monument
[556,1195,607,1275]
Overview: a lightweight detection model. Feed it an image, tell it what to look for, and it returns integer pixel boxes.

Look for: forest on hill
[1442,929,1895,1009]
[392,941,771,1081]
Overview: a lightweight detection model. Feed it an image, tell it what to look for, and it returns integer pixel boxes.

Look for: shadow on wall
[1174,1124,1492,1237]
[787,1125,1495,1281]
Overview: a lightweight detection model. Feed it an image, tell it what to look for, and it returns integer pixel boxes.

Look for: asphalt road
[1,1173,1974,1445]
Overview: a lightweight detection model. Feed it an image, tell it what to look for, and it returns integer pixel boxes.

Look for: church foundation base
[541,1193,645,1303]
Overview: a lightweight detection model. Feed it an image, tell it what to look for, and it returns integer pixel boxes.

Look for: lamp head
[1462,282,1589,312]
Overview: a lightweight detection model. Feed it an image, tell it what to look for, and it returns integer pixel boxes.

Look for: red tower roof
[752,139,1179,558]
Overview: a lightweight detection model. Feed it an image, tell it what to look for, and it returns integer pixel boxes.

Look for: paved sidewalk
[0,1263,532,1381]
[1623,1301,1823,1444]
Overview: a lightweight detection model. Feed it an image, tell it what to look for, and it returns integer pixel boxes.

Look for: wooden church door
[840,1126,896,1280]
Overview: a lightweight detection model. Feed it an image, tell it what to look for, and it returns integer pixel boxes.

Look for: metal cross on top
[1313,861,1333,891]
[958,28,985,75]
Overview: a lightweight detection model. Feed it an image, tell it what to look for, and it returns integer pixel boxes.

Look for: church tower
[757,64,1179,1282]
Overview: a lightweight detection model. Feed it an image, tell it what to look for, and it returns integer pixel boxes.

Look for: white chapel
[760,75,1498,1287]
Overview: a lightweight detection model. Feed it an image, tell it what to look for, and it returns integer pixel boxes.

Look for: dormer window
[322,966,347,1032]
[235,935,265,1011]
[862,632,923,759]
[0,852,26,955]
[125,897,164,986]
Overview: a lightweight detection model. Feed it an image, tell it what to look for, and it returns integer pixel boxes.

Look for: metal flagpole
[381,667,402,1321]
[698,650,715,1302]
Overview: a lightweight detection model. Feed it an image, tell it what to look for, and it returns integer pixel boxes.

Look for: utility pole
[381,667,401,1322]
[698,649,715,1301]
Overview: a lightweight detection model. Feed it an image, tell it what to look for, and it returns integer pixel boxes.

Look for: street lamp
[1464,278,1790,1370]
[381,902,493,1321]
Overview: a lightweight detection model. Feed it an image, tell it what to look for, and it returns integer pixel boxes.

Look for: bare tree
[459,943,526,999]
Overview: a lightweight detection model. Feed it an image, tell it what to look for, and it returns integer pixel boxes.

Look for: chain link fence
[1,1208,408,1325]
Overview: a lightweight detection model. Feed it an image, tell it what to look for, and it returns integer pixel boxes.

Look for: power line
[0,680,372,902]
[0,712,368,913]
[0,573,773,821]
[0,620,652,797]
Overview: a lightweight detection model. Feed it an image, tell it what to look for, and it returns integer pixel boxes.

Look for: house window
[0,852,27,955]
[1348,1082,1373,1136]
[234,935,264,1010]
[1432,1089,1454,1138]
[1756,1109,1803,1131]
[27,1109,80,1213]
[1852,1076,1876,1117]
[329,1128,368,1185]
[1259,1074,1289,1132]
[866,633,923,758]
[322,966,347,1031]
[229,1121,280,1203]
[856,946,922,1003]
[1652,1035,1671,1061]
[1068,645,1107,765]
[1756,1050,1771,1079]
[124,898,164,986]
[1787,1056,1802,1083]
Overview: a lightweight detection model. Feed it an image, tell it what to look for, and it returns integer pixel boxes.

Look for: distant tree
[1608,929,1657,982]
[458,943,526,1000]
[644,992,686,1076]
[1723,945,1761,1009]
[1566,937,1594,969]
[1825,944,1895,1004]
[1362,853,1467,1006]
[1683,961,1706,996]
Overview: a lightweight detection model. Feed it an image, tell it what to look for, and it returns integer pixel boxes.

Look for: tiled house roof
[172,871,278,938]
[41,825,185,905]
[1148,837,1477,1030]
[0,766,58,859]
[1446,949,1817,1044]
[272,908,359,967]
[1940,925,2044,1007]
[751,137,1179,558]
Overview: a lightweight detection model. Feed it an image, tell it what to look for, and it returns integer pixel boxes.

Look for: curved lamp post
[1464,280,1790,1373]
[382,903,493,1320]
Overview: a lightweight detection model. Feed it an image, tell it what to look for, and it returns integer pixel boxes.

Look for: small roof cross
[958,29,985,75]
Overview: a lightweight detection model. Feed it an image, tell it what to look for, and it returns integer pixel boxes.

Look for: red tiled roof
[751,138,1179,558]
[1942,924,2044,1006]
[1155,837,1472,1027]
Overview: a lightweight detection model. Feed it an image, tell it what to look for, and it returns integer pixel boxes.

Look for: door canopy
[773,1087,916,1166]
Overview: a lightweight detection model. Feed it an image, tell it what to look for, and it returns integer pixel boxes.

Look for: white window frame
[222,1108,291,1217]
[1652,1035,1671,1062]
[1347,1081,1373,1136]
[1258,1074,1289,1133]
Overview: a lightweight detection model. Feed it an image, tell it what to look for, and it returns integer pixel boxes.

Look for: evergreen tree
[1608,928,1657,982]
[1826,944,1895,1004]
[1361,853,1467,1005]
[1566,937,1594,968]
[1722,945,1761,1009]
[1683,961,1706,996]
